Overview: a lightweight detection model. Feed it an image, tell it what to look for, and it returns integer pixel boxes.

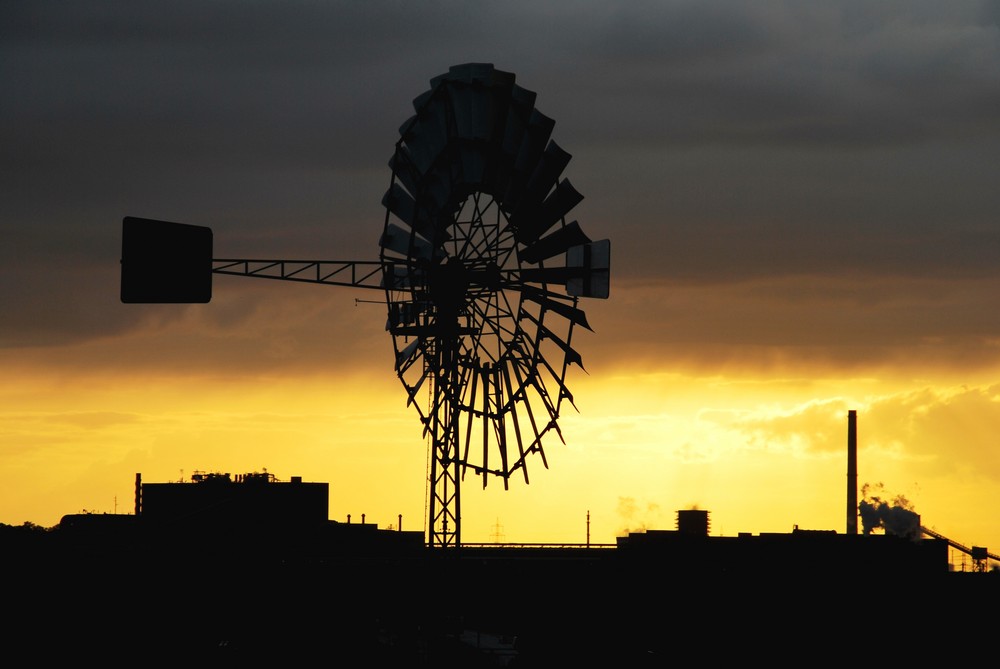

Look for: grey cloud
[3,0,1000,355]
[540,1,1000,146]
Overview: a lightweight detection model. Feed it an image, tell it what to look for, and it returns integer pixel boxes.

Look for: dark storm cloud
[556,1,1000,146]
[3,1,1000,353]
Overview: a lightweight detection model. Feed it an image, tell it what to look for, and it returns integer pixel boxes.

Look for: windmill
[120,63,610,548]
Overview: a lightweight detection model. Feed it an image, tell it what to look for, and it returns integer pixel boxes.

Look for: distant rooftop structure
[135,470,328,528]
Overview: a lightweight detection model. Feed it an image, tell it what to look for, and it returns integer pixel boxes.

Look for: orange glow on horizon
[2,346,997,562]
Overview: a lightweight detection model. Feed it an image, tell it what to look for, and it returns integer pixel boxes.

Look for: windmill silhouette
[121,63,610,548]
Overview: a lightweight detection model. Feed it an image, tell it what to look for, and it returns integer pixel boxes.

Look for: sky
[2,1,999,565]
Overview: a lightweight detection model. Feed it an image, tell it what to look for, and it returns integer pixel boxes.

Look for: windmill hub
[428,256,471,315]
[428,257,502,315]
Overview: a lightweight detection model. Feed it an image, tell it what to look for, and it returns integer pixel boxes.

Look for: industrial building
[6,413,997,664]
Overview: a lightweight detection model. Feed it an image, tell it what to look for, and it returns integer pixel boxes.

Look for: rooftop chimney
[847,410,858,535]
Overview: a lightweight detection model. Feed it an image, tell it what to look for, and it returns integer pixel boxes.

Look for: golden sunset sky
[2,2,999,565]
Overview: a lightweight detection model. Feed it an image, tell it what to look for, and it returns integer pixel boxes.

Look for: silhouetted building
[136,470,328,528]
[616,510,949,576]
[676,508,710,536]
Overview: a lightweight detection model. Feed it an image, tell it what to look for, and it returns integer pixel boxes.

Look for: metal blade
[405,366,430,408]
[504,109,554,207]
[395,338,421,370]
[520,286,592,331]
[492,84,536,197]
[517,265,585,287]
[388,149,420,198]
[512,140,571,219]
[463,362,479,483]
[535,346,577,411]
[449,81,499,142]
[520,221,591,264]
[446,62,493,84]
[382,182,417,228]
[402,96,450,175]
[516,309,580,405]
[501,362,530,484]
[492,364,510,482]
[502,85,537,156]
[481,364,491,484]
[508,360,548,469]
[380,222,440,261]
[458,143,488,187]
[514,178,584,245]
[537,322,584,370]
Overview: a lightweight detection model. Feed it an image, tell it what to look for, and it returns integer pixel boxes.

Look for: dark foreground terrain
[4,520,997,666]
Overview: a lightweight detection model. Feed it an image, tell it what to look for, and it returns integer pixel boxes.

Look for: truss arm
[120,217,411,302]
[212,259,403,291]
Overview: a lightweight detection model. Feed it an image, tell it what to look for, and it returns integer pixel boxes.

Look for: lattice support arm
[213,259,404,291]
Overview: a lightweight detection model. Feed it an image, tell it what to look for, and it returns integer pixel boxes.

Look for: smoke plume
[858,483,921,539]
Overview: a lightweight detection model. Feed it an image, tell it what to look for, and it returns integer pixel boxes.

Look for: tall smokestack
[135,472,142,516]
[847,410,858,535]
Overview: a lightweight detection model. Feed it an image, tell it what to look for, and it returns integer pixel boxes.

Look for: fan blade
[507,360,548,468]
[380,222,440,261]
[449,82,499,142]
[520,221,591,264]
[458,144,488,187]
[504,109,554,207]
[446,62,513,86]
[520,286,592,331]
[535,348,577,410]
[514,178,584,245]
[380,264,424,290]
[405,367,430,408]
[492,364,510,482]
[439,62,517,175]
[567,239,611,299]
[518,265,584,286]
[517,308,585,373]
[450,67,517,191]
[424,170,459,220]
[445,62,488,84]
[382,183,437,242]
[412,87,435,110]
[395,338,421,370]
[402,95,450,174]
[502,85,537,156]
[481,364,491,484]
[382,182,417,226]
[538,323,584,369]
[398,120,437,177]
[512,140,571,218]
[387,151,458,247]
[463,363,479,480]
[388,149,420,197]
[515,111,556,178]
[500,363,530,484]
[492,84,536,197]
[512,353,565,426]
